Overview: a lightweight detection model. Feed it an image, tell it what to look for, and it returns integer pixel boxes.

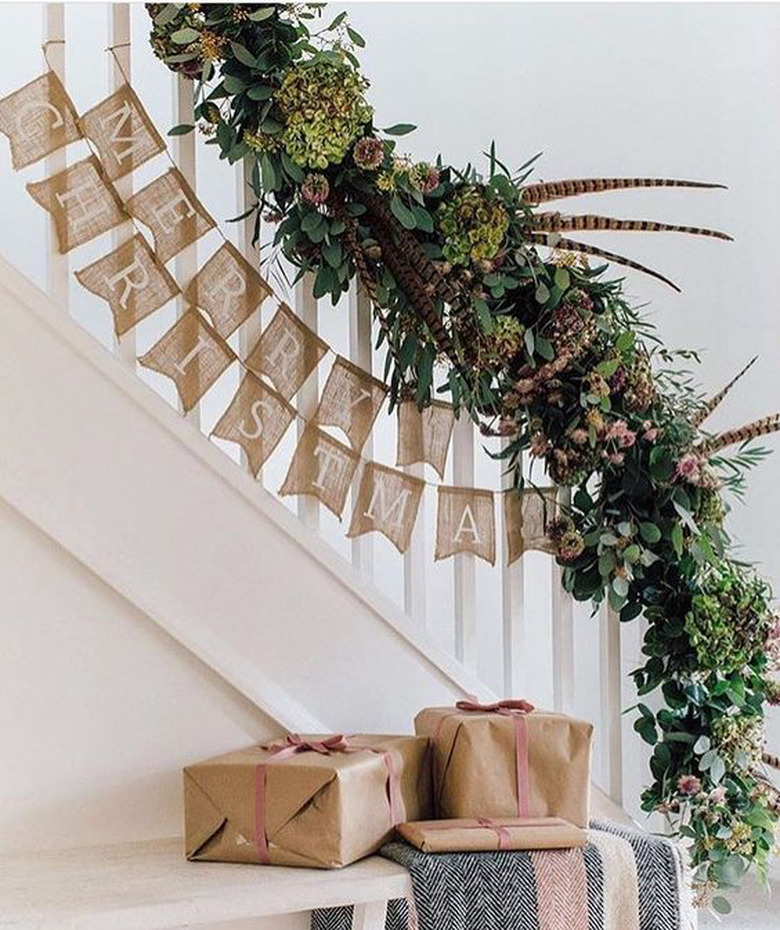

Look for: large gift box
[415,700,593,826]
[185,733,432,868]
[397,816,586,853]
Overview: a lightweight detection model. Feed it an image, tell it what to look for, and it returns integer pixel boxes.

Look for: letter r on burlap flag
[313,356,387,452]
[347,462,424,554]
[138,309,235,413]
[503,487,559,565]
[396,400,455,479]
[279,424,359,518]
[0,72,81,170]
[26,155,126,253]
[79,84,165,181]
[435,486,496,565]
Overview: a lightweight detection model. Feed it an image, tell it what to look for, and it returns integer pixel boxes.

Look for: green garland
[147,3,778,909]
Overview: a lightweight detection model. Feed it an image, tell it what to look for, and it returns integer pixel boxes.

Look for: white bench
[0,839,410,930]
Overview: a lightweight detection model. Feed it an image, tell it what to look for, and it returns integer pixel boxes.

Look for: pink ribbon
[418,817,563,851]
[254,734,400,864]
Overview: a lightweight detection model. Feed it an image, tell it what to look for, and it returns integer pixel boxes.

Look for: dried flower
[529,433,550,458]
[301,173,330,205]
[677,774,702,796]
[436,185,509,266]
[570,428,589,445]
[353,136,385,170]
[409,161,440,194]
[558,530,585,562]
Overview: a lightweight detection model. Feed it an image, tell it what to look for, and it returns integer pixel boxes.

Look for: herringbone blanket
[311,821,694,930]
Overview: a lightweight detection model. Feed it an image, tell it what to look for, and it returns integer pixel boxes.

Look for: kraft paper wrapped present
[415,699,593,827]
[184,733,432,868]
[397,816,587,853]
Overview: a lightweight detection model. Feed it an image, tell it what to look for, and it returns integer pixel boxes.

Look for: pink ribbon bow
[455,698,535,716]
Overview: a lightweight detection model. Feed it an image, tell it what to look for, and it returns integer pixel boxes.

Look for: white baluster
[453,414,476,669]
[348,281,374,575]
[600,603,624,804]
[552,487,575,712]
[501,448,525,696]
[403,463,426,624]
[295,275,320,530]
[43,3,68,312]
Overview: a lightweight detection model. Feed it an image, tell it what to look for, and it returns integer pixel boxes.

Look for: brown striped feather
[692,356,759,427]
[703,412,780,453]
[521,177,726,205]
[527,232,681,292]
[763,751,780,771]
[532,213,732,241]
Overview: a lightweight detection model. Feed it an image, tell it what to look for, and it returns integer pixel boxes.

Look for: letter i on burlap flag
[138,309,235,413]
[313,356,387,452]
[435,486,496,565]
[347,462,424,554]
[75,234,179,336]
[503,487,559,565]
[79,84,165,181]
[279,424,360,518]
[26,155,126,253]
[0,72,81,170]
[396,400,455,479]
[211,373,295,477]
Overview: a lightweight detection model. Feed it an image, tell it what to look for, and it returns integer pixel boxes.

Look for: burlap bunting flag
[185,241,271,338]
[211,372,295,477]
[279,424,359,518]
[74,233,179,336]
[435,486,496,565]
[0,71,81,170]
[504,487,558,565]
[126,168,215,263]
[26,155,126,253]
[245,303,328,400]
[138,309,235,412]
[347,462,424,554]
[396,400,455,479]
[79,84,165,181]
[313,356,387,452]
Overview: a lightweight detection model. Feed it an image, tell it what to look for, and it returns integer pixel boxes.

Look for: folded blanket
[310,820,692,930]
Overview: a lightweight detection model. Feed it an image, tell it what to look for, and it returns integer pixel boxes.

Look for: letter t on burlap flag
[503,487,559,565]
[435,486,496,565]
[279,424,360,518]
[347,462,425,554]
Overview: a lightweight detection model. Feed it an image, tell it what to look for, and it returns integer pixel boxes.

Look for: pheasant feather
[763,751,780,771]
[692,356,759,427]
[704,412,780,453]
[531,213,732,241]
[521,177,726,205]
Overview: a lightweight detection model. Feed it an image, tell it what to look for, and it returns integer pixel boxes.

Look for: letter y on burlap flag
[0,72,81,170]
[347,462,425,554]
[313,356,387,452]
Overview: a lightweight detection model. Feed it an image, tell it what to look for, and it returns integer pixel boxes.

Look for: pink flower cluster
[677,774,702,796]
[674,452,720,489]
[605,419,636,449]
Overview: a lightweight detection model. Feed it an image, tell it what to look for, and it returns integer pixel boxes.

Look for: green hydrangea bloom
[436,185,509,266]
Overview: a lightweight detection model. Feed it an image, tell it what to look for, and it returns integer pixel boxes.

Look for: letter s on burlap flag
[435,486,496,565]
[313,356,387,452]
[347,462,424,554]
[503,487,558,565]
[279,424,359,518]
[26,155,126,253]
[396,399,455,480]
[0,72,81,170]
[75,233,179,336]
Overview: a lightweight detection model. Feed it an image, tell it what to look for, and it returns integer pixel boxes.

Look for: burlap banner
[279,424,359,518]
[245,302,328,400]
[185,241,272,338]
[504,487,558,565]
[313,356,387,452]
[26,155,126,253]
[396,400,455,479]
[435,486,496,565]
[347,462,425,554]
[79,84,165,181]
[138,309,235,412]
[75,233,179,336]
[126,167,215,263]
[0,71,81,170]
[211,372,295,477]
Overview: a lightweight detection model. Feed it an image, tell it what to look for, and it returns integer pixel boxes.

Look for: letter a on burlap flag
[126,168,215,263]
[396,400,455,479]
[347,462,424,554]
[313,356,387,452]
[79,84,165,181]
[0,72,81,170]
[503,487,558,565]
[245,303,328,400]
[185,241,272,338]
[26,155,126,253]
[138,309,235,412]
[279,424,359,518]
[211,373,295,477]
[435,486,496,565]
[75,234,179,336]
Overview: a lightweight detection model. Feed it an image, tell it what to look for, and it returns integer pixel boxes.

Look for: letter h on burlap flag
[347,462,424,554]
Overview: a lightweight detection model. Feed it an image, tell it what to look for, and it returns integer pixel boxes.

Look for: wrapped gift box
[184,733,432,868]
[415,700,593,826]
[397,816,587,852]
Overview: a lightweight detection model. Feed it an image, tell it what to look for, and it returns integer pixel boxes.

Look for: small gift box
[184,733,432,868]
[415,699,593,826]
[397,816,587,852]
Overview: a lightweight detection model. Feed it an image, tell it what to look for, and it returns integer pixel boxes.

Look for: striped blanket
[311,821,695,930]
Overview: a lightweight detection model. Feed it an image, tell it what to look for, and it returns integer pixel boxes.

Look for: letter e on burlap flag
[245,303,328,400]
[396,400,455,479]
[126,168,215,263]
[0,72,81,170]
[435,486,496,565]
[185,241,271,338]
[347,462,424,554]
[26,155,126,253]
[138,309,235,412]
[279,424,359,518]
[75,233,179,336]
[79,84,165,181]
[313,356,387,452]
[503,487,558,565]
[212,373,295,477]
